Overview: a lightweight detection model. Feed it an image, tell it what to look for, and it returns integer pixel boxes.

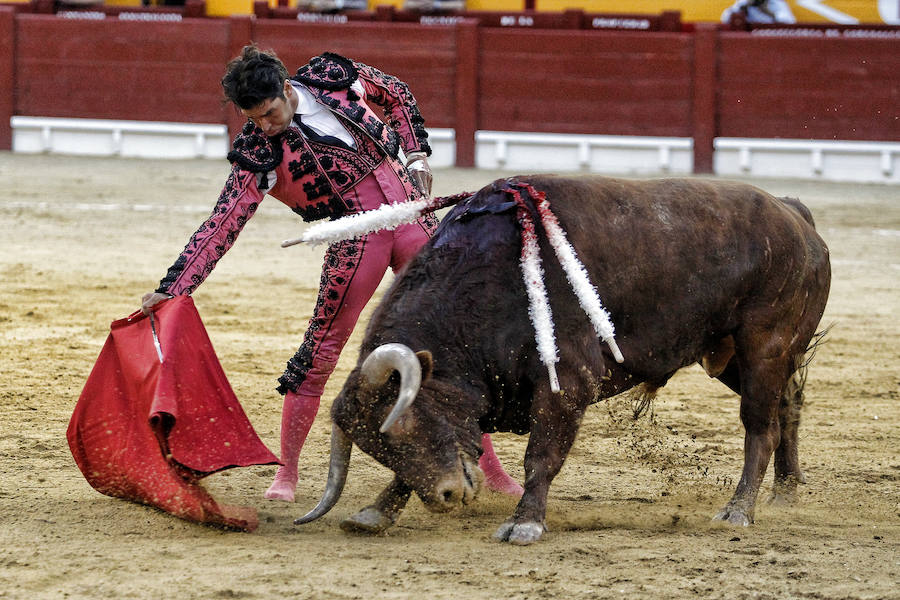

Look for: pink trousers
[276,162,437,396]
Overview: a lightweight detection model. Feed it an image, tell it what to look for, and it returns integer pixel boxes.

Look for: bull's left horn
[294,424,352,525]
[360,343,422,433]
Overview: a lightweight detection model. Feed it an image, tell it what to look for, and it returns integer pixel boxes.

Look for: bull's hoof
[768,474,806,506]
[767,492,795,507]
[340,507,395,534]
[493,520,546,545]
[713,506,753,527]
[768,484,799,507]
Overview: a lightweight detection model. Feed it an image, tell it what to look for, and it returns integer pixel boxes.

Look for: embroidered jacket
[156,53,430,297]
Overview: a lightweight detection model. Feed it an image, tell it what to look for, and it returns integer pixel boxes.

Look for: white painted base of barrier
[715,138,900,184]
[422,128,455,168]
[475,131,693,175]
[9,117,899,184]
[11,116,229,159]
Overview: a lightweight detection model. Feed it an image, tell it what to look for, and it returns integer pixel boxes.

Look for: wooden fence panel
[3,12,898,165]
[14,15,229,123]
[717,33,900,141]
[477,29,694,136]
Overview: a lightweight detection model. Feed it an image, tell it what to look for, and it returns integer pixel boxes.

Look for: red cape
[67,296,280,531]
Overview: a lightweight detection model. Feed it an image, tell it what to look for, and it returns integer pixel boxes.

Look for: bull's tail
[780,196,816,228]
[801,325,831,370]
[786,324,832,410]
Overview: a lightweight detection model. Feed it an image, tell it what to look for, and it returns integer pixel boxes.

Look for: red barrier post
[563,9,583,29]
[225,16,254,141]
[375,5,395,21]
[30,0,53,13]
[253,0,270,18]
[0,7,14,150]
[184,0,206,18]
[453,19,479,168]
[660,10,682,32]
[691,23,718,174]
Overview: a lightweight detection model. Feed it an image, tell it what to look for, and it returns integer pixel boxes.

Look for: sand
[1,153,897,599]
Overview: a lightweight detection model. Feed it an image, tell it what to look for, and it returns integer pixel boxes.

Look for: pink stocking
[264,392,320,502]
[479,433,524,497]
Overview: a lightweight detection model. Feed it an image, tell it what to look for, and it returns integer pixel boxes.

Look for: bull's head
[296,343,485,525]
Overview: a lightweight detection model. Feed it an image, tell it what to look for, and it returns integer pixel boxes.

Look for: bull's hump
[432,191,520,251]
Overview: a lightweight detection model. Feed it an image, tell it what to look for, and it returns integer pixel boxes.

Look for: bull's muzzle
[422,453,484,513]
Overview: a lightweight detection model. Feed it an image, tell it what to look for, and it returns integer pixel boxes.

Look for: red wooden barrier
[3,11,899,169]
[691,23,718,173]
[0,7,13,150]
[477,29,693,137]
[14,14,228,123]
[718,32,900,142]
[454,19,478,166]
[226,16,253,140]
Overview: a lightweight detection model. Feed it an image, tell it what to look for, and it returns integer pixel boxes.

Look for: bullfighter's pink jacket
[155,53,430,297]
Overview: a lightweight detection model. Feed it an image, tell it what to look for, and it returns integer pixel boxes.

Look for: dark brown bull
[295,175,831,544]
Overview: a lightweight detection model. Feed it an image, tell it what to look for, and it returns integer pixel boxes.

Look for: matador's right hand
[406,153,432,197]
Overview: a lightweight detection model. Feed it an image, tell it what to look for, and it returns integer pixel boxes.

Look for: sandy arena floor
[1,153,897,599]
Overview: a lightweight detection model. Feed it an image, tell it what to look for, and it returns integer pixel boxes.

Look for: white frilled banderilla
[281,181,624,392]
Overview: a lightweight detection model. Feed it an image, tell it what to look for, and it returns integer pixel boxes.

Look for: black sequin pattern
[281,127,348,222]
[286,150,318,181]
[353,61,431,156]
[293,53,359,91]
[226,122,283,173]
[277,237,366,394]
[288,123,384,221]
[362,117,384,141]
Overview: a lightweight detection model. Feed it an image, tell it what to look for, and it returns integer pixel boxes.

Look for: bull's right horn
[360,343,422,434]
[294,424,352,525]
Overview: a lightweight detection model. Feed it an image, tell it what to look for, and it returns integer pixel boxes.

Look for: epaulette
[292,52,358,91]
[226,122,284,173]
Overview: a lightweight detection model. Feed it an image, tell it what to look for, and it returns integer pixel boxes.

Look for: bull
[294,174,831,545]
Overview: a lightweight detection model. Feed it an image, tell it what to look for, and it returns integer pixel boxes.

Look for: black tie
[293,115,354,151]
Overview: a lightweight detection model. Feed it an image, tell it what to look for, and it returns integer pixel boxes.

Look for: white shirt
[257,79,368,193]
[290,79,366,149]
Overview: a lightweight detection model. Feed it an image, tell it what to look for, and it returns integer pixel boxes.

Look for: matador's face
[241,80,296,137]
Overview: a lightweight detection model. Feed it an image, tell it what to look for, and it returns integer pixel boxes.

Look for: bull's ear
[415,350,434,381]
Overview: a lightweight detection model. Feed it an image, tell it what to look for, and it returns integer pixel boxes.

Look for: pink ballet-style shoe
[479,433,524,497]
[483,469,525,497]
[264,466,298,502]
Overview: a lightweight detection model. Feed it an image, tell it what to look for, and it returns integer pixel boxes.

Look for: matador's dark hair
[221,44,289,110]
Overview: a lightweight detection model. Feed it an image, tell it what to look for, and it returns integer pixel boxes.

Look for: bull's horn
[294,424,352,525]
[360,343,422,434]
